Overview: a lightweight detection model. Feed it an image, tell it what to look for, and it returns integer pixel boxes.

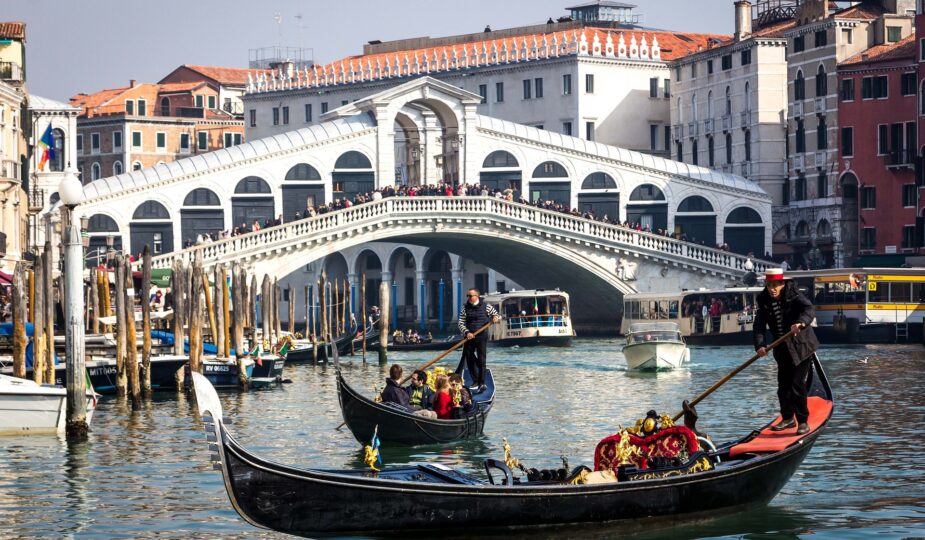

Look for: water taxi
[622,322,689,370]
[621,287,763,345]
[483,289,575,347]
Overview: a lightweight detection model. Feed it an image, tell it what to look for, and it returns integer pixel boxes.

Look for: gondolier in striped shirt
[457,288,500,392]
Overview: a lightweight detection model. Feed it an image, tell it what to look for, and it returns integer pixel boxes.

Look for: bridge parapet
[150,197,772,278]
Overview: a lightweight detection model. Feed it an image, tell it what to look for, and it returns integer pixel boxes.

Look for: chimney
[129,79,137,88]
[734,0,752,41]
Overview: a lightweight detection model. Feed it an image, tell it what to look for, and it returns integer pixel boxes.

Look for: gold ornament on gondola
[502,438,521,470]
[364,445,380,472]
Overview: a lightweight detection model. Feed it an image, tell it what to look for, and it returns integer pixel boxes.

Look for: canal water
[1,340,923,539]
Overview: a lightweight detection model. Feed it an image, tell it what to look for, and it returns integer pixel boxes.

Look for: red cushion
[729,396,833,458]
[594,425,699,471]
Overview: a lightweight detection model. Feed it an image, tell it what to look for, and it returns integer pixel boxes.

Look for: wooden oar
[671,330,797,422]
[398,320,494,385]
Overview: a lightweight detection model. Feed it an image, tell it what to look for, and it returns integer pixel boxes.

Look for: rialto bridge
[71,77,772,332]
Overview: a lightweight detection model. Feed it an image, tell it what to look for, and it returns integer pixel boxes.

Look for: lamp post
[57,166,88,440]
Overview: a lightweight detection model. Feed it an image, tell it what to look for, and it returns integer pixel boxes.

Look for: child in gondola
[432,375,453,419]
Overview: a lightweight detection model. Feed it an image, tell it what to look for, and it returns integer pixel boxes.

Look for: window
[496,82,504,102]
[903,225,916,249]
[180,133,190,153]
[137,99,146,116]
[707,59,714,74]
[721,54,732,70]
[649,77,658,98]
[793,35,805,53]
[523,79,532,99]
[478,84,487,103]
[795,70,805,100]
[125,100,134,115]
[341,100,348,106]
[796,119,805,153]
[841,127,853,156]
[817,172,827,198]
[650,124,658,150]
[814,30,827,48]
[663,78,670,98]
[585,121,594,141]
[903,184,917,207]
[861,228,876,249]
[195,95,204,108]
[901,73,916,96]
[783,179,790,204]
[676,141,683,161]
[664,125,670,151]
[91,132,100,153]
[874,76,888,99]
[795,175,807,200]
[691,62,697,78]
[861,186,876,209]
[91,162,100,180]
[708,136,715,166]
[207,95,216,109]
[741,48,752,66]
[321,102,328,113]
[817,116,827,149]
[843,28,853,44]
[675,66,681,82]
[113,130,122,150]
[585,73,594,93]
[234,133,242,145]
[131,131,142,149]
[272,107,280,125]
[282,106,289,124]
[887,26,902,43]
[113,161,123,175]
[76,134,83,153]
[224,132,233,147]
[744,130,752,161]
[861,77,873,99]
[156,132,166,150]
[816,66,827,96]
[691,139,699,165]
[197,131,208,151]
[304,103,312,122]
[840,78,854,101]
[132,161,142,171]
[535,78,543,98]
[249,109,256,127]
[562,74,572,95]
[878,124,889,154]
[726,133,733,164]
[563,121,572,136]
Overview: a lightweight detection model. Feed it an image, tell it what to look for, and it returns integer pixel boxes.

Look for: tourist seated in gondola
[406,370,437,418]
[380,364,411,409]
[432,374,453,419]
[448,373,474,418]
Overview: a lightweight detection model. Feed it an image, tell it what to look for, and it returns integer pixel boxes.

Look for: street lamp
[58,166,89,439]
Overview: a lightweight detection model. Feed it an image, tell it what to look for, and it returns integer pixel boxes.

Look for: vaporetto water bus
[620,287,763,345]
[483,289,575,347]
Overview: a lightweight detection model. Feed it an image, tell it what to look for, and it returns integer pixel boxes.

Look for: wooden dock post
[288,285,295,335]
[213,266,225,358]
[43,244,54,384]
[249,274,258,349]
[189,252,204,374]
[101,264,112,333]
[123,257,141,409]
[260,275,271,350]
[202,268,218,356]
[171,259,186,357]
[113,254,127,396]
[333,279,340,338]
[319,273,327,361]
[32,250,46,384]
[378,280,389,365]
[11,262,27,379]
[221,266,231,359]
[361,273,367,363]
[141,247,152,396]
[90,265,100,335]
[232,265,247,387]
[274,278,281,345]
[303,285,310,338]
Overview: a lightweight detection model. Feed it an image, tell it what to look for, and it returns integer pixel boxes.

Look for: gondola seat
[594,425,700,472]
[728,396,833,458]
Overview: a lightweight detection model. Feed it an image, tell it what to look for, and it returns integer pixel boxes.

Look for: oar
[398,320,495,385]
[671,330,797,423]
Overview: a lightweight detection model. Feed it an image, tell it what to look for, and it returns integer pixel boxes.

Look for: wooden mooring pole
[141,246,153,396]
[123,257,141,409]
[378,280,389,365]
[361,273,367,364]
[32,250,46,384]
[113,254,127,397]
[11,262,27,379]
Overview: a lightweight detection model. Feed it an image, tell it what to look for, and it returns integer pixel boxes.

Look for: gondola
[191,354,833,537]
[285,325,358,364]
[335,356,494,445]
[366,334,462,352]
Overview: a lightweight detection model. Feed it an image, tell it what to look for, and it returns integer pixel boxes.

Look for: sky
[8,0,734,102]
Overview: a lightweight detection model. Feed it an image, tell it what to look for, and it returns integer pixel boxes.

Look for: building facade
[0,22,29,274]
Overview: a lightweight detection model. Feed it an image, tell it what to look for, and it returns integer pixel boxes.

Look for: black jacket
[753,280,819,365]
[380,378,410,408]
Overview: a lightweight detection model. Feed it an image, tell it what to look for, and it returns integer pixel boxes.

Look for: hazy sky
[9,0,734,102]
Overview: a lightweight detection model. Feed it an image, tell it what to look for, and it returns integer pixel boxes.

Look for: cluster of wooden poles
[8,241,56,387]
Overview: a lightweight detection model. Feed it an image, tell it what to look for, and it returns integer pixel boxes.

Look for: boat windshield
[626,323,682,343]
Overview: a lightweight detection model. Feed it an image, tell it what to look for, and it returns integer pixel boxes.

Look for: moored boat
[285,325,359,363]
[484,289,575,347]
[190,354,833,536]
[622,322,690,370]
[2,355,188,394]
[0,374,98,435]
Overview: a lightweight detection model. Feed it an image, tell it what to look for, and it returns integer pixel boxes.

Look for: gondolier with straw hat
[754,267,819,435]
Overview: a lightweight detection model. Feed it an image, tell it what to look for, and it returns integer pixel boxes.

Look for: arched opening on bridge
[402,96,461,186]
[723,206,764,256]
[626,184,667,232]
[322,253,350,331]
[577,172,619,220]
[423,249,452,328]
[282,163,324,221]
[480,151,521,198]
[528,161,570,205]
[86,213,122,268]
[675,195,716,246]
[232,176,274,230]
[181,188,223,247]
[839,172,859,265]
[388,247,419,325]
[354,250,383,320]
[333,151,374,201]
[394,112,423,187]
[130,200,174,257]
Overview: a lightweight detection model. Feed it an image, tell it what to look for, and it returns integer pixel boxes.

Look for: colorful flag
[37,125,55,171]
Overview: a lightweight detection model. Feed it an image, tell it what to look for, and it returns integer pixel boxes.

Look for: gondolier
[754,267,819,435]
[457,288,500,391]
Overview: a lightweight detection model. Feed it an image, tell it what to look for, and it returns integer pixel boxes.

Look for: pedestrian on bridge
[457,288,500,393]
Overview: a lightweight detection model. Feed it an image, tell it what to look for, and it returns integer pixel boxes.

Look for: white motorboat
[622,322,690,371]
[0,374,97,435]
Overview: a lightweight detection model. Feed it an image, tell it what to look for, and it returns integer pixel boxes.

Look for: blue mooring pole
[438,279,445,331]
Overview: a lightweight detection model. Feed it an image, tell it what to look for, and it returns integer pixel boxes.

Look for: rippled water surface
[1,340,924,539]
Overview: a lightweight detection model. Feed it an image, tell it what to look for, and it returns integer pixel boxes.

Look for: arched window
[795,220,810,238]
[160,97,170,116]
[91,162,101,180]
[817,219,832,238]
[726,207,762,223]
[531,161,567,178]
[334,151,372,169]
[743,82,750,113]
[285,163,322,180]
[132,161,142,171]
[815,65,827,96]
[88,214,119,232]
[183,188,221,206]
[744,130,752,161]
[482,150,518,168]
[51,128,65,172]
[691,93,698,121]
[677,96,683,123]
[581,172,617,190]
[795,69,805,100]
[133,200,170,220]
[725,86,731,115]
[707,90,714,118]
[691,139,699,165]
[678,195,714,212]
[235,176,272,194]
[629,184,665,201]
[113,161,123,176]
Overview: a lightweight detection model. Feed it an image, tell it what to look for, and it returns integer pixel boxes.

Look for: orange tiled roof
[834,1,885,20]
[158,81,208,93]
[0,22,25,40]
[70,86,131,111]
[180,65,267,85]
[840,34,916,66]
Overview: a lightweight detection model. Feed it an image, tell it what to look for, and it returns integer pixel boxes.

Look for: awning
[852,254,908,268]
[0,270,11,285]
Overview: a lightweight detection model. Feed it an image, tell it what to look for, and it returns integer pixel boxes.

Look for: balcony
[814,97,825,115]
[793,154,805,172]
[740,110,751,129]
[28,188,45,212]
[703,118,714,135]
[886,149,914,169]
[222,101,244,116]
[672,124,682,140]
[792,101,803,118]
[814,151,826,169]
[0,61,23,83]
[688,122,699,137]
[0,159,19,180]
[176,107,205,118]
[721,114,732,132]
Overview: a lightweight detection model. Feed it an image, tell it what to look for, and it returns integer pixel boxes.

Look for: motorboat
[0,374,97,435]
[622,322,690,370]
